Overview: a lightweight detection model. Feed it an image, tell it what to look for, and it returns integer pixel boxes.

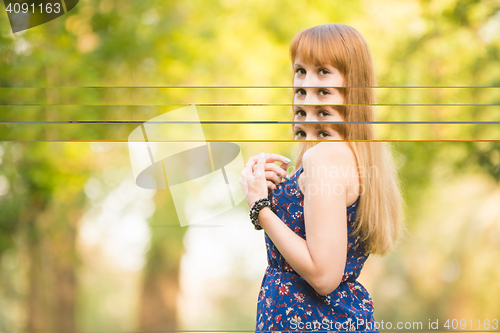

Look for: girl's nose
[306,133,317,141]
[302,73,319,88]
[304,112,317,122]
[303,91,320,105]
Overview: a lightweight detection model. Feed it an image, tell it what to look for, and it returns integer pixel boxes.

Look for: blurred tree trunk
[49,210,79,333]
[138,189,187,330]
[138,245,181,330]
[25,200,80,333]
[26,220,50,333]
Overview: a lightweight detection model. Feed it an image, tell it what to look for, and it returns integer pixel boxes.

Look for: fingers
[278,161,290,172]
[254,152,266,177]
[245,153,290,181]
[265,171,282,186]
[245,154,265,167]
[266,154,291,172]
[267,180,277,192]
[245,157,258,170]
[251,162,287,176]
[243,162,254,178]
[265,163,288,179]
[247,153,290,168]
[264,153,291,165]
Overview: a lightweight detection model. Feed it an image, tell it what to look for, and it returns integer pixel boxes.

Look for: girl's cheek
[293,96,304,105]
[293,78,303,86]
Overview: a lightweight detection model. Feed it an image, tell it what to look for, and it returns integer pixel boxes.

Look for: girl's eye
[319,89,330,96]
[295,109,306,117]
[319,68,330,75]
[294,131,306,139]
[295,68,306,75]
[318,110,330,117]
[295,88,306,96]
[318,131,330,138]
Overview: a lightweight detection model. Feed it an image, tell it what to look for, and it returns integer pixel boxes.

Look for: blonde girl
[240,23,403,332]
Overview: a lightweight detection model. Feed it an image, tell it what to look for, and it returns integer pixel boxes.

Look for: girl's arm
[245,143,352,296]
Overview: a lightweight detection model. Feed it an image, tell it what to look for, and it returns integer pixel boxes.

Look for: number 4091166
[5,2,61,14]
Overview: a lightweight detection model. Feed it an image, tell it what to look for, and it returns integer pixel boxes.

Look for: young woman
[239,23,404,332]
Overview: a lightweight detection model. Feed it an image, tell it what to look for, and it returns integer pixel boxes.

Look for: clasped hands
[238,152,291,208]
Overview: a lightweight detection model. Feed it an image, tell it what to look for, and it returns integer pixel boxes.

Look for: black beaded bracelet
[249,197,275,230]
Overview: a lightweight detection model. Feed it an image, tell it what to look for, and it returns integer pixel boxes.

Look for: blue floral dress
[255,166,377,332]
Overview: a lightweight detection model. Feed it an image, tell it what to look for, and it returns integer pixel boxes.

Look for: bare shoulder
[302,141,355,169]
[299,142,359,205]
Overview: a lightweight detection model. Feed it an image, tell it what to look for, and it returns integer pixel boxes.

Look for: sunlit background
[1,0,500,332]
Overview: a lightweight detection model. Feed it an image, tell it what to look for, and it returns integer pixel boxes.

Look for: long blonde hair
[290,24,404,255]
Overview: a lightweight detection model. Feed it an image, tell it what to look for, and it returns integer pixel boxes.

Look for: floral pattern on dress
[255,166,378,332]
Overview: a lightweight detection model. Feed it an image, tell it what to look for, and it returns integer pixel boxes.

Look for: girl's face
[292,57,345,140]
[292,57,345,122]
